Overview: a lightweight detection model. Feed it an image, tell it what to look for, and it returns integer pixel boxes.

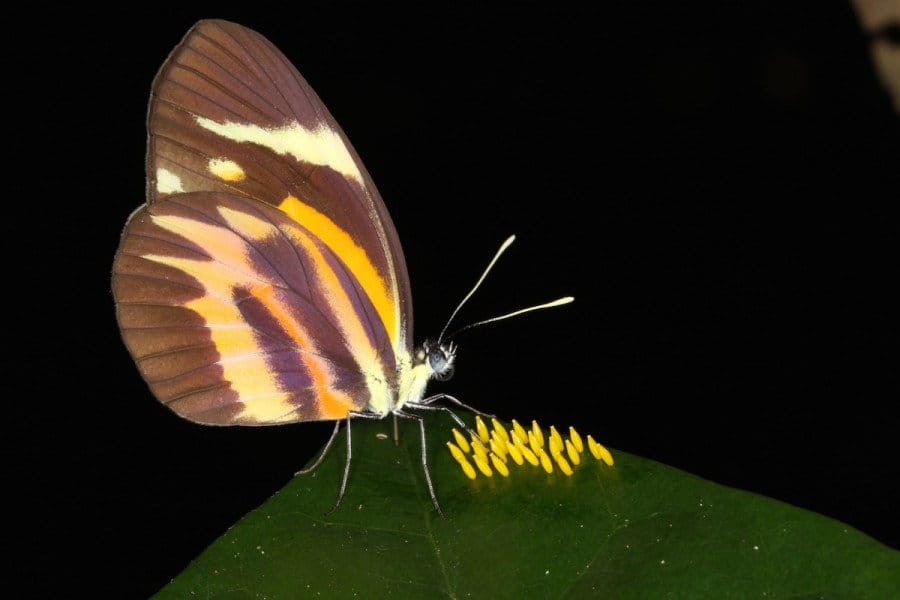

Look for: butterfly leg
[405,403,491,454]
[394,410,446,519]
[325,411,382,516]
[404,402,478,442]
[393,413,400,446]
[295,420,341,476]
[419,393,496,418]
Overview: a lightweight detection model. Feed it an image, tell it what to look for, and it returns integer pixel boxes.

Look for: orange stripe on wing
[282,219,393,415]
[278,195,399,348]
[143,213,296,424]
[143,204,388,421]
[249,284,355,420]
[216,204,366,419]
[137,261,296,423]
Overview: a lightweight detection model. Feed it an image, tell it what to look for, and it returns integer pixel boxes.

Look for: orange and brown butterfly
[112,20,571,515]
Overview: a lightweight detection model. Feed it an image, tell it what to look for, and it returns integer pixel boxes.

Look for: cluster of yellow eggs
[446,416,614,479]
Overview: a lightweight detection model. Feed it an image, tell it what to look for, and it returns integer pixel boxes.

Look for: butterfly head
[422,340,456,382]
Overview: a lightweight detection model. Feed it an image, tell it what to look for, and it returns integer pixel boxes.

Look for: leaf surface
[155,415,900,599]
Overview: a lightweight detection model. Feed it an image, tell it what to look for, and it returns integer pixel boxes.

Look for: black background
[13,2,898,597]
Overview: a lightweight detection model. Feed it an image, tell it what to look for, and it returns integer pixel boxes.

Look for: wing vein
[165,195,315,304]
[212,21,300,124]
[169,60,273,119]
[135,341,217,361]
[154,78,253,123]
[163,381,231,405]
[126,230,214,259]
[181,40,288,118]
[193,30,268,86]
[151,131,271,191]
[114,271,205,294]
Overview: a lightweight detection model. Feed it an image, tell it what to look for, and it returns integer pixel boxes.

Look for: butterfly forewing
[145,19,412,359]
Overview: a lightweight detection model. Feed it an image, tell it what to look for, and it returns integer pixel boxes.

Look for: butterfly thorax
[384,341,456,416]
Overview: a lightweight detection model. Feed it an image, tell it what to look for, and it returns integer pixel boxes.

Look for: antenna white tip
[534,296,574,309]
[437,235,520,341]
[446,295,575,338]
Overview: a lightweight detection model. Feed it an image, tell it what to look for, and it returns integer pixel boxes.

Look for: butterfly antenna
[437,235,516,343]
[446,296,574,340]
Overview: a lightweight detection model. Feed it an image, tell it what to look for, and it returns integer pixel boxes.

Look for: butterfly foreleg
[418,393,496,418]
[295,420,342,476]
[324,411,382,516]
[394,410,445,519]
[404,402,478,442]
[404,403,490,455]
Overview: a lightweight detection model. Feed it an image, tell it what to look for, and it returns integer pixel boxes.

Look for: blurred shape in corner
[852,0,900,113]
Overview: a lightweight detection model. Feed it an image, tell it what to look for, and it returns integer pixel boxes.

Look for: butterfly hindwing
[146,19,412,360]
[113,192,398,425]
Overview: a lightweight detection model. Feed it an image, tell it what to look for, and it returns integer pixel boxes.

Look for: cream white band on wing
[194,117,363,184]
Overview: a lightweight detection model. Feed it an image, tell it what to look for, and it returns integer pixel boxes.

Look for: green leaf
[155,414,900,599]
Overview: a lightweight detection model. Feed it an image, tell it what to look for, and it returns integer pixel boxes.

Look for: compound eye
[428,349,447,373]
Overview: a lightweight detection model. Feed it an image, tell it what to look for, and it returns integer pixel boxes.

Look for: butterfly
[112,19,571,517]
